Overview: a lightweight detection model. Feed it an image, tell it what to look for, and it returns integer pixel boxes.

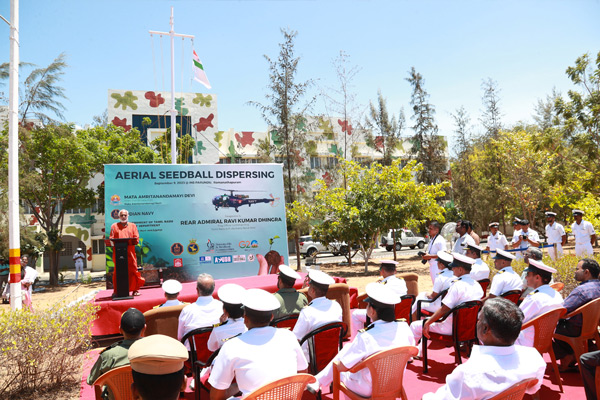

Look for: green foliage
[0,301,98,396]
[364,90,403,166]
[311,159,446,271]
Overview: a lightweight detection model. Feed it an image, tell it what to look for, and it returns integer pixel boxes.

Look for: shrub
[0,301,98,396]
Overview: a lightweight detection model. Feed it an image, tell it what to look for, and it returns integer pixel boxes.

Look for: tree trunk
[48,249,60,286]
[294,229,301,271]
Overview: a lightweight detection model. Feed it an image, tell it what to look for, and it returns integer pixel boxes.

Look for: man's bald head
[196,273,215,296]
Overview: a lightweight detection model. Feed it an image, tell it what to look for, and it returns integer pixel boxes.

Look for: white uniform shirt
[160,299,184,307]
[422,344,546,400]
[489,267,523,297]
[442,276,484,312]
[208,326,308,396]
[572,220,596,245]
[487,232,508,252]
[453,233,475,255]
[545,222,566,244]
[22,266,38,297]
[412,269,456,314]
[469,259,490,281]
[293,296,343,341]
[511,228,539,259]
[517,284,564,347]
[315,319,415,397]
[427,234,448,271]
[177,296,224,343]
[207,317,247,352]
[381,275,407,297]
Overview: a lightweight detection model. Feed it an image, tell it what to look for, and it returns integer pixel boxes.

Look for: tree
[451,106,472,156]
[0,53,68,125]
[0,123,156,285]
[406,67,447,184]
[312,159,446,272]
[149,124,196,164]
[248,28,314,270]
[363,90,404,166]
[479,78,503,138]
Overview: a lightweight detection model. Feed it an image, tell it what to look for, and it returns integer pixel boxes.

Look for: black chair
[415,288,449,320]
[270,313,299,330]
[181,326,214,400]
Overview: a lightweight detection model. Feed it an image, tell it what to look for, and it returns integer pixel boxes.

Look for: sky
[1,0,599,151]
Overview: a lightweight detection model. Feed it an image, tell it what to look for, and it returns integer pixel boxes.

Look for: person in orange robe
[110,209,145,296]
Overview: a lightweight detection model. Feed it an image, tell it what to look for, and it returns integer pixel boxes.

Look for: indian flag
[193,50,212,89]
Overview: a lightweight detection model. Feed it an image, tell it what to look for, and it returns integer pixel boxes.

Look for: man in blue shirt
[552,258,600,370]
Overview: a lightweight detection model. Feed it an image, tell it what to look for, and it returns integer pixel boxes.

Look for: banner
[105,164,288,281]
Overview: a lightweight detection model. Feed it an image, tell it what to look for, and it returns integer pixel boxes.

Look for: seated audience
[580,350,600,400]
[272,264,308,319]
[482,249,522,302]
[411,251,456,320]
[207,283,247,352]
[155,279,185,308]
[422,298,545,399]
[208,288,308,399]
[308,283,415,397]
[465,243,490,281]
[128,334,189,400]
[87,308,146,399]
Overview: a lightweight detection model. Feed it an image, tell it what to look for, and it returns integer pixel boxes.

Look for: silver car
[380,229,426,251]
[298,236,349,258]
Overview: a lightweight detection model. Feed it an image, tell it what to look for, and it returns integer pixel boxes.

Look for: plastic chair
[553,297,600,367]
[487,378,539,400]
[478,279,490,297]
[332,345,418,400]
[521,307,567,392]
[181,326,214,400]
[299,321,348,375]
[299,283,352,339]
[415,288,449,320]
[500,289,522,305]
[243,373,316,400]
[395,295,415,323]
[93,365,133,400]
[270,313,299,330]
[550,282,564,292]
[422,300,482,373]
[143,303,187,339]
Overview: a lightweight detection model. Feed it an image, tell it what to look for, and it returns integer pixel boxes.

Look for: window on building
[92,239,105,254]
[310,156,321,169]
[61,242,73,256]
[327,157,338,168]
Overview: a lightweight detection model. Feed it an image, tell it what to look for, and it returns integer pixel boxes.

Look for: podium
[105,238,136,301]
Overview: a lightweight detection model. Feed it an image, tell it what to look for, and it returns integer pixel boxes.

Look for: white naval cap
[162,279,182,295]
[218,283,246,305]
[436,250,454,265]
[76,247,83,251]
[376,259,399,267]
[545,211,557,217]
[278,264,301,280]
[242,288,280,312]
[572,209,585,215]
[493,248,516,261]
[488,222,500,227]
[449,252,476,268]
[363,282,401,306]
[527,258,557,274]
[463,243,484,252]
[308,269,335,286]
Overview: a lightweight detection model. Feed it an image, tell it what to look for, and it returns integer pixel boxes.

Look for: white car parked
[298,236,349,258]
[380,229,426,251]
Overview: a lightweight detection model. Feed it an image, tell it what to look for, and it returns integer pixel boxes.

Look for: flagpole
[149,7,194,165]
[5,0,22,309]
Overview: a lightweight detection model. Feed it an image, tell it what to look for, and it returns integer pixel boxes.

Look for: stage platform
[91,273,354,337]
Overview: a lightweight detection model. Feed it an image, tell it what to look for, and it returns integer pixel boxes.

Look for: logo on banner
[173,258,183,268]
[233,255,246,263]
[171,243,184,256]
[111,209,120,219]
[110,194,121,205]
[187,240,199,255]
[206,239,215,252]
[239,240,259,249]
[214,255,232,264]
[247,254,255,262]
[199,256,212,264]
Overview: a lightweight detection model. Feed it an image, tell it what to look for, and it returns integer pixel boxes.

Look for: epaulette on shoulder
[395,318,407,323]
[498,270,505,274]
[359,323,375,333]
[213,320,228,328]
[153,304,161,309]
[222,332,242,342]
[528,289,539,296]
[308,301,313,306]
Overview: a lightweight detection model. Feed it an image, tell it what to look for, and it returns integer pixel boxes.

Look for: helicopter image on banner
[211,187,278,212]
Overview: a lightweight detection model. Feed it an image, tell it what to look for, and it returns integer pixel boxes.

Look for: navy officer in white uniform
[207,283,247,352]
[411,251,456,320]
[410,253,483,355]
[422,298,545,399]
[464,243,490,281]
[544,211,566,261]
[420,221,448,283]
[208,288,308,399]
[157,279,185,308]
[517,259,564,347]
[485,222,508,253]
[571,209,596,257]
[350,259,407,338]
[482,249,522,302]
[308,282,415,397]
